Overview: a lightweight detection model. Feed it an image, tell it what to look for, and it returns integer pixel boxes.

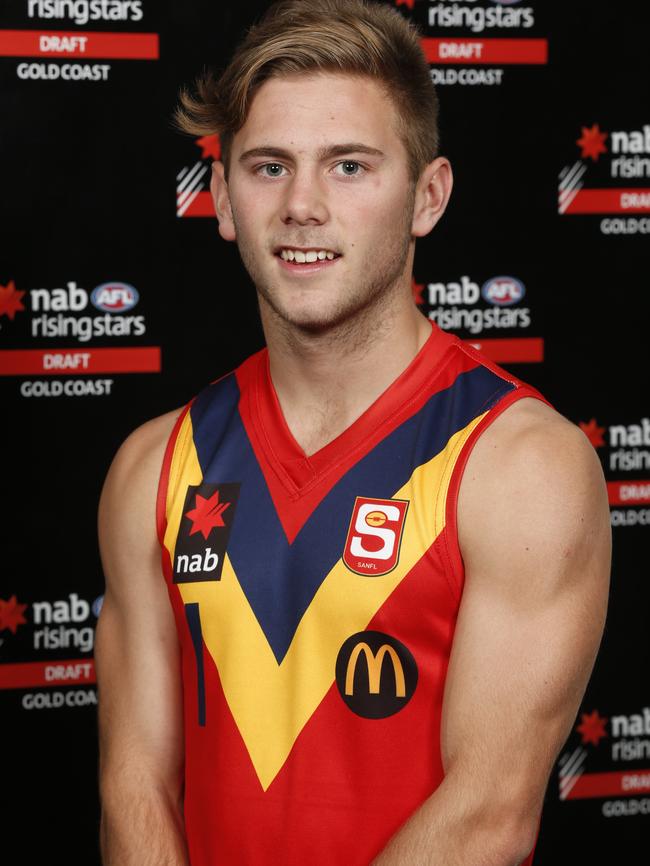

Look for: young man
[95,2,611,864]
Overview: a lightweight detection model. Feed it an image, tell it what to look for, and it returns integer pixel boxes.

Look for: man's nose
[279,168,329,226]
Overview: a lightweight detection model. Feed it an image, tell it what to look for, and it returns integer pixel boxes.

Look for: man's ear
[411,156,453,238]
[210,160,237,242]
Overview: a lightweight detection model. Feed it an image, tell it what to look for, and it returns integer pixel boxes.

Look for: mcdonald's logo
[335,631,417,719]
[345,642,406,697]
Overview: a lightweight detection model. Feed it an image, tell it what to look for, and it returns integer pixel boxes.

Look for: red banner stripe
[0,346,161,375]
[0,30,159,60]
[179,190,216,218]
[563,769,650,800]
[607,480,650,506]
[464,337,544,363]
[0,659,96,689]
[421,38,548,65]
[563,188,650,214]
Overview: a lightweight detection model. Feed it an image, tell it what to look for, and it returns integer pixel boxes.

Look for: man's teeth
[280,249,337,263]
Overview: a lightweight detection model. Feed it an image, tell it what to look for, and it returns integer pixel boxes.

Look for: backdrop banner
[1,0,648,861]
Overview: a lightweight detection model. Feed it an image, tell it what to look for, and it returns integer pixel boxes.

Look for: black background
[1,0,648,861]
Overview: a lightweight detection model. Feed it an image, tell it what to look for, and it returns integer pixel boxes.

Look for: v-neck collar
[249,322,454,496]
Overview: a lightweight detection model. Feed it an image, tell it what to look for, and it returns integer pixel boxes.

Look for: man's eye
[335,161,362,176]
[260,163,285,177]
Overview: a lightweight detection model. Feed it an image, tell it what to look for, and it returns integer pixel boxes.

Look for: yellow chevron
[164,411,486,790]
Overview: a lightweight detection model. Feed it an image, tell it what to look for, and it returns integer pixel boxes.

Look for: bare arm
[95,410,191,866]
[373,399,611,865]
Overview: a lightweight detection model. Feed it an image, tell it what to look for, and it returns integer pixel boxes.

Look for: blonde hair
[175,0,439,182]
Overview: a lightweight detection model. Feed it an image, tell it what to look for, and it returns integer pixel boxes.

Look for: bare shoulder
[468,395,585,460]
[100,407,184,514]
[460,396,605,512]
[458,395,611,591]
[104,407,184,493]
[98,407,185,588]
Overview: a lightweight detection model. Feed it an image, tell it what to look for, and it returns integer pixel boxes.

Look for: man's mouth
[275,246,341,264]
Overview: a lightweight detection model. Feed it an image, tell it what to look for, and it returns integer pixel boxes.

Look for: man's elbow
[486,798,540,866]
[442,764,542,865]
[500,814,539,866]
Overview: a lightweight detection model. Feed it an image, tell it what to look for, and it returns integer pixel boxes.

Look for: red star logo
[576,709,608,746]
[395,0,415,8]
[195,134,221,161]
[0,595,28,634]
[0,280,26,321]
[579,418,606,449]
[185,490,230,541]
[576,124,608,162]
[411,277,425,306]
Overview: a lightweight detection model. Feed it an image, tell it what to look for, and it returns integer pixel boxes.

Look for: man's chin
[257,277,396,340]
[276,307,351,335]
[259,291,358,334]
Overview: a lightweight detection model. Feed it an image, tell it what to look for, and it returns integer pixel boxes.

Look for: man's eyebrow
[238,146,293,163]
[318,143,385,160]
[238,143,386,162]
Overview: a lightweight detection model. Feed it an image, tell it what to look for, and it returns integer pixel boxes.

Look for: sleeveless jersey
[156,323,551,866]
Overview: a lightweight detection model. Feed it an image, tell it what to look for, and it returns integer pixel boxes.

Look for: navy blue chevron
[189,364,515,664]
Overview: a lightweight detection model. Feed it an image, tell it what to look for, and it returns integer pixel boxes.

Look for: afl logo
[343,496,409,576]
[91,282,139,313]
[481,276,525,307]
[92,595,104,618]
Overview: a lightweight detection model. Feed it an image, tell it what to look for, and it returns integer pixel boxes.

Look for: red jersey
[157,323,549,865]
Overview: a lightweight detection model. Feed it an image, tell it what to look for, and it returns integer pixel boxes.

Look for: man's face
[215,72,418,333]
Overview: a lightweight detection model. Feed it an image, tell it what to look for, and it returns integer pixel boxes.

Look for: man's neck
[262,293,432,457]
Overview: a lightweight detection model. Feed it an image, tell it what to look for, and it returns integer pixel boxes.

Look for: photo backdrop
[1,0,648,861]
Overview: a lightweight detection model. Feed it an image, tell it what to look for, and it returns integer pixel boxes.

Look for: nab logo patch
[343,496,408,576]
[173,482,240,584]
[335,631,418,719]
